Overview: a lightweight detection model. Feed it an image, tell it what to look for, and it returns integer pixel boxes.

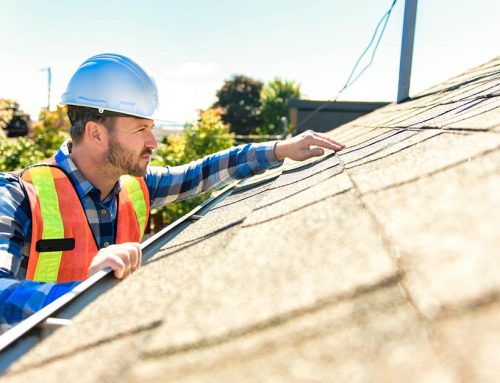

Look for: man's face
[104,116,157,177]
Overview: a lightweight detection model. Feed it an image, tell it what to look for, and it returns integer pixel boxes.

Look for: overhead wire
[292,0,399,135]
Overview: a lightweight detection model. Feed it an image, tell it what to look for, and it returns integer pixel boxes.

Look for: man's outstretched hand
[274,130,346,162]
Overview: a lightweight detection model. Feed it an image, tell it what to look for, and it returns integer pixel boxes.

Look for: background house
[289,100,389,134]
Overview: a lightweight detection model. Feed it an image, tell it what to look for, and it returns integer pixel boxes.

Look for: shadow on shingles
[212,156,343,213]
[252,166,345,213]
[377,97,478,128]
[209,180,276,212]
[363,144,500,196]
[146,218,245,265]
[375,77,500,128]
[335,127,392,146]
[413,77,500,107]
[407,69,500,102]
[346,131,444,170]
[332,126,379,142]
[407,97,499,130]
[342,130,425,166]
[139,275,404,361]
[441,103,500,130]
[7,320,163,373]
[281,152,338,175]
[371,69,500,118]
[271,155,341,185]
[392,97,495,131]
[338,129,410,157]
[243,187,352,228]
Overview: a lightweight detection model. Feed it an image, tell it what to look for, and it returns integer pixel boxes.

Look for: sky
[1,0,499,125]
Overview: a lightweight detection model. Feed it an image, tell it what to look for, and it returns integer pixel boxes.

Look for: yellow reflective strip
[121,176,147,238]
[33,252,63,282]
[29,167,64,282]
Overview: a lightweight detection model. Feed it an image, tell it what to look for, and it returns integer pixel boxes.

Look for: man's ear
[85,120,107,148]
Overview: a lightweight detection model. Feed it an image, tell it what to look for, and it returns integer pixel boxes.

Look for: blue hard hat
[61,53,159,119]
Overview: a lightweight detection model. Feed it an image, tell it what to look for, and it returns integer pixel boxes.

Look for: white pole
[397,0,418,103]
[47,67,52,110]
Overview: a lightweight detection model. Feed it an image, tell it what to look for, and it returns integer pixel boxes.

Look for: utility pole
[41,67,52,110]
[397,0,418,103]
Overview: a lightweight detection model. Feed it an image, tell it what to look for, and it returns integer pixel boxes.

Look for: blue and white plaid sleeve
[146,141,283,208]
[0,277,78,326]
[0,173,78,326]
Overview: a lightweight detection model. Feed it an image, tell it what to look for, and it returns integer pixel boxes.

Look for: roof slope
[3,57,500,382]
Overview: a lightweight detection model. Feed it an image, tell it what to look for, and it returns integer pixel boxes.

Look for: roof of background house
[289,99,390,112]
[2,57,499,382]
[289,100,391,135]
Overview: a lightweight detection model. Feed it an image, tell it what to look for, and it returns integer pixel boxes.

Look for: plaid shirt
[0,140,281,326]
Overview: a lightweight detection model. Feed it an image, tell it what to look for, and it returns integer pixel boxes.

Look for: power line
[292,0,398,135]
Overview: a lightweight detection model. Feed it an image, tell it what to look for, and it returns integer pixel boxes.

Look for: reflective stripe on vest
[28,166,65,282]
[121,176,148,238]
[21,164,150,283]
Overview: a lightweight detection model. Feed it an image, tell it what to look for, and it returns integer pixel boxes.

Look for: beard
[105,134,153,177]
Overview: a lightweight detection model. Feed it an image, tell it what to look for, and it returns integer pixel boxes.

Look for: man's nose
[146,128,158,149]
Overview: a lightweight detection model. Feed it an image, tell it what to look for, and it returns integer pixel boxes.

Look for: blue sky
[1,0,499,124]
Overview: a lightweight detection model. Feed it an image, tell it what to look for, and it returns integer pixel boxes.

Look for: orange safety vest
[20,163,150,283]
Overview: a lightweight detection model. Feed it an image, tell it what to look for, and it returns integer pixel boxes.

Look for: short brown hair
[67,106,116,143]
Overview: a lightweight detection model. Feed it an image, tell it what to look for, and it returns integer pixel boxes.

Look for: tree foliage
[0,99,18,130]
[214,75,263,136]
[0,105,69,172]
[0,137,45,172]
[150,108,235,226]
[183,108,234,161]
[212,76,301,137]
[0,98,30,137]
[152,108,234,167]
[259,78,301,136]
[30,106,70,157]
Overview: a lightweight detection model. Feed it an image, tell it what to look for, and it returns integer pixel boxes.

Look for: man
[0,53,344,326]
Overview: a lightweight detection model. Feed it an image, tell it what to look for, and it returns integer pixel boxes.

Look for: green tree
[150,108,235,228]
[0,99,31,137]
[0,105,70,172]
[259,78,301,136]
[30,106,70,157]
[214,75,263,136]
[152,108,234,167]
[0,137,45,172]
[182,108,234,161]
[0,99,18,130]
[151,134,186,167]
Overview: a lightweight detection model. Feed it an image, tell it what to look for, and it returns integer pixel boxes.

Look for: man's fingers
[305,131,344,151]
[308,147,325,158]
[116,250,132,273]
[102,253,126,279]
[125,242,142,270]
[132,243,142,269]
[116,242,142,271]
[310,136,342,151]
[309,130,345,147]
[274,130,346,162]
[88,242,142,279]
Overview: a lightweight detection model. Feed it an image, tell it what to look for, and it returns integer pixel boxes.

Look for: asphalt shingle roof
[2,57,499,382]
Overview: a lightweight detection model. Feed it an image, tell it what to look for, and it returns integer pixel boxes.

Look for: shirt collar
[54,140,122,202]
